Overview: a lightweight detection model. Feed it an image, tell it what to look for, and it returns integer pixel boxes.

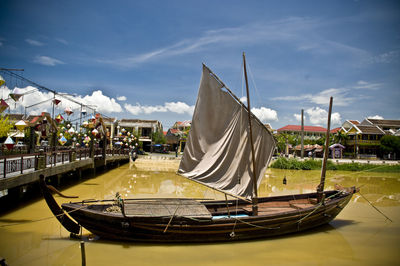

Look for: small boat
[40,53,357,242]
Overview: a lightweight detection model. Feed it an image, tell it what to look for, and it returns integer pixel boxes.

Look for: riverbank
[270,157,400,172]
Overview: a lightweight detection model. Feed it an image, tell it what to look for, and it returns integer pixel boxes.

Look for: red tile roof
[277,125,327,133]
[330,127,340,133]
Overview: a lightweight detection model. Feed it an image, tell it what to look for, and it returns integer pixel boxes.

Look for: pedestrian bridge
[0,148,130,191]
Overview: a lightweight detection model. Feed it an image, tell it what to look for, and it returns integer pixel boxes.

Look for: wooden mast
[317,96,333,202]
[242,52,258,215]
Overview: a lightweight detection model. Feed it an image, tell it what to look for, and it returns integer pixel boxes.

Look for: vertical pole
[243,52,258,216]
[80,241,86,266]
[301,109,304,159]
[317,97,333,201]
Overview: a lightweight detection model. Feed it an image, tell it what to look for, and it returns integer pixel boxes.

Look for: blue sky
[0,0,399,130]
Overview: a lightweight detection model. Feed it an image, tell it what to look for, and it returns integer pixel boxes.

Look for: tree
[152,131,166,144]
[334,131,349,145]
[380,135,400,158]
[0,114,13,138]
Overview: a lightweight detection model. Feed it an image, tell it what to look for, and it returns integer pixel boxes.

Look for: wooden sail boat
[40,54,357,242]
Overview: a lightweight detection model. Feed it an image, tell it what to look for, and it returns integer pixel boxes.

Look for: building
[117,119,163,152]
[277,125,327,139]
[166,121,191,152]
[341,118,400,159]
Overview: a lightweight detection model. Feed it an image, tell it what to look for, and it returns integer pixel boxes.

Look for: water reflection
[0,162,399,265]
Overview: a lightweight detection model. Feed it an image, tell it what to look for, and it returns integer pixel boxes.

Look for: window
[141,127,152,137]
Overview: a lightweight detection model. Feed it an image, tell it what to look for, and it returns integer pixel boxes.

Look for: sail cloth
[178,65,275,199]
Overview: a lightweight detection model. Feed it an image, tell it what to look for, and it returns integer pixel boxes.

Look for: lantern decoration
[64,107,73,116]
[82,121,89,127]
[68,127,75,134]
[127,132,131,136]
[121,128,126,134]
[84,136,91,143]
[81,109,87,116]
[0,99,9,113]
[4,136,15,150]
[92,128,99,136]
[55,114,64,123]
[0,75,5,87]
[90,115,95,122]
[53,99,61,105]
[15,120,27,131]
[58,136,67,146]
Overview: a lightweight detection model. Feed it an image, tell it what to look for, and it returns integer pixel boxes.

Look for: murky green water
[1,160,399,265]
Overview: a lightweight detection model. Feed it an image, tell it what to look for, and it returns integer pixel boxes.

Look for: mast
[242,52,258,215]
[317,96,333,202]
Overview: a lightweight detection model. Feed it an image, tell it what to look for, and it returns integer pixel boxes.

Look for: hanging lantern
[92,128,98,136]
[82,121,89,127]
[81,109,87,116]
[84,136,91,143]
[0,99,9,113]
[55,114,64,123]
[64,107,73,116]
[68,127,75,134]
[0,75,5,87]
[58,136,67,146]
[15,120,27,131]
[66,123,71,128]
[4,136,15,150]
[127,132,131,136]
[9,93,23,102]
[53,99,61,105]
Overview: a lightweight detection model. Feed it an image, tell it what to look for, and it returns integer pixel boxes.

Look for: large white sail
[178,65,275,199]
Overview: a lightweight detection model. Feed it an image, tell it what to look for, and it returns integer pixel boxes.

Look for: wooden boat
[40,53,357,242]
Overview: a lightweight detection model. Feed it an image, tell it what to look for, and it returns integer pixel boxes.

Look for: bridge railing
[0,148,129,179]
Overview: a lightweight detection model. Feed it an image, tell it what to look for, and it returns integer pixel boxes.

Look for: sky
[0,0,399,130]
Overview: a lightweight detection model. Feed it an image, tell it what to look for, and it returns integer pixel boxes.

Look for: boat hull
[61,190,354,243]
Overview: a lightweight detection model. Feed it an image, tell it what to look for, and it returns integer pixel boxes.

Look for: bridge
[0,148,130,193]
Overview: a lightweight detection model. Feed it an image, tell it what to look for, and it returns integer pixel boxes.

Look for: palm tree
[334,131,349,145]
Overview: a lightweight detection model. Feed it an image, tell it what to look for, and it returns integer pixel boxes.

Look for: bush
[270,157,400,172]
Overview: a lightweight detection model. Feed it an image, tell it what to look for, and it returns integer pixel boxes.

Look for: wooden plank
[123,199,212,219]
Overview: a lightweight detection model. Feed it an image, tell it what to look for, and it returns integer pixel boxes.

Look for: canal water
[0,160,399,265]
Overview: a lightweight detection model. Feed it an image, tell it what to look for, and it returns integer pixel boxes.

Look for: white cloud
[4,87,123,116]
[81,90,123,113]
[272,79,382,107]
[369,50,399,64]
[305,107,341,126]
[99,17,369,67]
[294,113,301,122]
[26,39,44,46]
[117,96,127,101]
[368,115,384,120]
[240,96,247,104]
[251,107,278,122]
[165,102,194,114]
[34,55,64,66]
[352,80,381,90]
[124,101,194,116]
[56,38,68,45]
